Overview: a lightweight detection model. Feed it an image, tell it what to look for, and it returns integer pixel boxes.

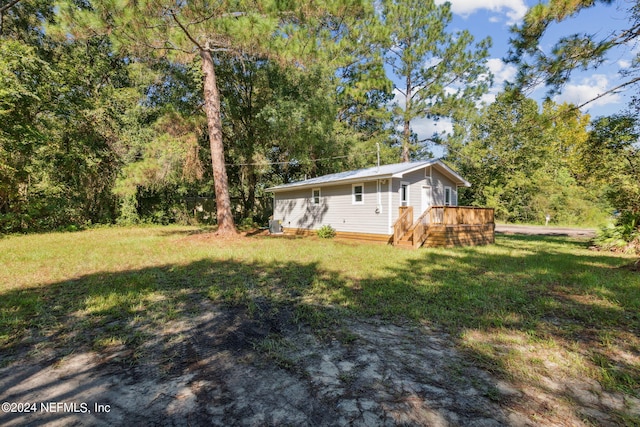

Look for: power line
[225,150,378,167]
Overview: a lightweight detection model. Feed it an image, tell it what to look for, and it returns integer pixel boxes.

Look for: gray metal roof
[266,159,470,192]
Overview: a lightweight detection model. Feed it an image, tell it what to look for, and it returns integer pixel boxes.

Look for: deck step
[395,240,415,249]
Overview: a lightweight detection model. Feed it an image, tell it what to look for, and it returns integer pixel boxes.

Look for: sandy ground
[1,297,637,426]
[495,224,596,238]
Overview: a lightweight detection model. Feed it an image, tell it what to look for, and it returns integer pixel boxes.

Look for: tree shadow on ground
[2,256,519,426]
[0,259,328,365]
[345,235,639,424]
[1,234,638,425]
[0,258,347,425]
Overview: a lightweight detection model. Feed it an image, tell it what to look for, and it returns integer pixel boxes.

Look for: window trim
[311,188,321,205]
[400,181,410,207]
[352,183,364,205]
[444,186,452,206]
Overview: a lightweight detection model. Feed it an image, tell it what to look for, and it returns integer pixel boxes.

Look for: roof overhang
[266,159,470,193]
[266,174,394,193]
[428,162,472,188]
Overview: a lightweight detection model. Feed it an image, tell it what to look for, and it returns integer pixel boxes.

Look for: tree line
[1,0,638,247]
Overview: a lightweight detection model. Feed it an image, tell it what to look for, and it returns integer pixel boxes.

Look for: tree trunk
[245,165,256,218]
[402,118,411,163]
[402,72,412,163]
[200,48,237,235]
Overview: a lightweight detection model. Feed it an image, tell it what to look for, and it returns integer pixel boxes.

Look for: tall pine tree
[56,0,367,235]
[381,0,491,162]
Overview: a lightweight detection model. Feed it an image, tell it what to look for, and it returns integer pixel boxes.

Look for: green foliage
[381,0,491,161]
[448,92,609,226]
[508,0,633,98]
[116,195,140,225]
[594,213,640,254]
[2,226,639,423]
[217,58,343,220]
[317,225,336,239]
[582,114,640,216]
[238,217,258,231]
[53,0,375,234]
[0,1,148,232]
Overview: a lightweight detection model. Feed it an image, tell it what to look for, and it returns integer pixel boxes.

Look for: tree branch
[394,87,406,98]
[574,76,640,111]
[0,0,20,33]
[0,0,21,14]
[169,9,203,51]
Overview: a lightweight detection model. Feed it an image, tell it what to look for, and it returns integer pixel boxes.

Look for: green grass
[1,226,639,413]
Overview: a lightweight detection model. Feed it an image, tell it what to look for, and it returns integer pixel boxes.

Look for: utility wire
[225,150,378,167]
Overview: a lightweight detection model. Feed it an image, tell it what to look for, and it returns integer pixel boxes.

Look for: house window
[444,187,452,206]
[400,182,409,206]
[352,183,364,204]
[312,188,321,205]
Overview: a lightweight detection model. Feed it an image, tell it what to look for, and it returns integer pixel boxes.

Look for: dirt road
[495,224,596,238]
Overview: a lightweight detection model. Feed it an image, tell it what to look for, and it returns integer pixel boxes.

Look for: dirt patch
[177,228,273,244]
[622,259,640,271]
[495,224,596,238]
[1,300,637,426]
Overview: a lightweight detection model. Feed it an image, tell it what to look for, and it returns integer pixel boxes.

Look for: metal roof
[266,159,470,192]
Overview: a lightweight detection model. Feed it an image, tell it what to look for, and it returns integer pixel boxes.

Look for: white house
[267,159,494,248]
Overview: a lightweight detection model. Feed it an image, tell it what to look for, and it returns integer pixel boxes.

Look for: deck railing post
[394,206,494,248]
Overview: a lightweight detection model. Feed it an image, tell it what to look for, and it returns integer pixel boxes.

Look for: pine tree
[507,0,638,100]
[55,0,367,235]
[380,0,491,162]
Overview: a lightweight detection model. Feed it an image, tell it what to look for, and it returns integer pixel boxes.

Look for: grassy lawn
[1,225,639,420]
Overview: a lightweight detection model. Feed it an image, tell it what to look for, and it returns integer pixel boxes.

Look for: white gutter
[388,178,393,233]
[266,175,394,193]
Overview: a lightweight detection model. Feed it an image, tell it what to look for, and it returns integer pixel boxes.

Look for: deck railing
[411,208,432,249]
[392,206,413,245]
[409,206,494,249]
[428,206,494,226]
[394,206,494,248]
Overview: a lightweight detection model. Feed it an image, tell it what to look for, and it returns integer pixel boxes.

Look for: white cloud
[478,58,518,104]
[412,117,454,139]
[480,93,497,105]
[392,88,406,109]
[437,0,528,24]
[487,58,517,87]
[618,59,631,69]
[391,89,454,147]
[553,74,621,109]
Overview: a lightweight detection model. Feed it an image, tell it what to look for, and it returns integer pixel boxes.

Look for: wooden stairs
[392,206,495,249]
[394,226,431,249]
[393,206,431,250]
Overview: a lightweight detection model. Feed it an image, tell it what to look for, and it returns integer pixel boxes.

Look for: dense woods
[1,0,638,249]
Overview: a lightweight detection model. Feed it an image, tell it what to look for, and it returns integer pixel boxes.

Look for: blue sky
[399,0,636,146]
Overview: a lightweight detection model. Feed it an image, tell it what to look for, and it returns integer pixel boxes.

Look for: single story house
[266,159,494,248]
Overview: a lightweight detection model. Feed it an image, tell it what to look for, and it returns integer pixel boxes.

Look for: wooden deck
[282,228,392,244]
[393,206,495,249]
[280,206,494,248]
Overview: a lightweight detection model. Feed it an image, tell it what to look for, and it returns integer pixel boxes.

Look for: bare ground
[495,224,596,239]
[1,298,637,426]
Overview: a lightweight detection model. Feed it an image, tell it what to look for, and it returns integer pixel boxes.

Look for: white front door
[421,186,432,214]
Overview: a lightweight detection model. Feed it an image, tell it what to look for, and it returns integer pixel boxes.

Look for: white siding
[389,166,462,224]
[274,181,389,235]
[273,165,463,235]
[431,168,458,207]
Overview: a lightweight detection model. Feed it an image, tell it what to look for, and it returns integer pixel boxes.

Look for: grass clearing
[1,225,639,422]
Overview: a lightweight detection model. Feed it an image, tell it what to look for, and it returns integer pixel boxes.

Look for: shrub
[594,212,640,254]
[317,225,336,239]
[238,217,258,231]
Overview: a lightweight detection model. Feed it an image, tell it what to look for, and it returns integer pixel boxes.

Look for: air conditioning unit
[269,219,283,234]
